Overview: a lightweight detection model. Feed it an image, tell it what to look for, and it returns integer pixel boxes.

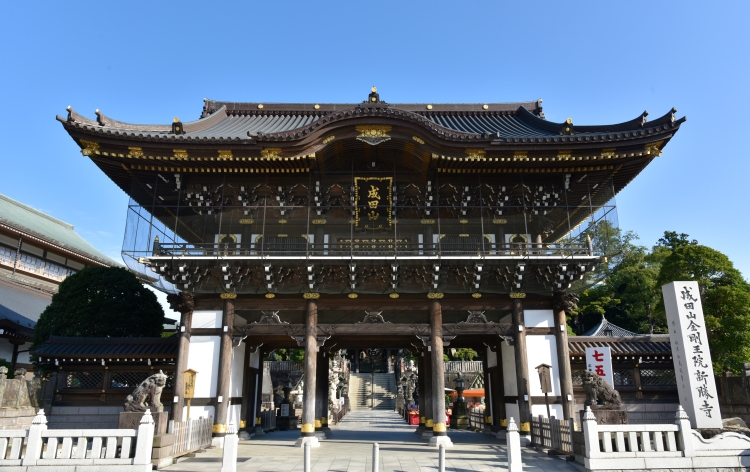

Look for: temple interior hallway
[164,410,579,472]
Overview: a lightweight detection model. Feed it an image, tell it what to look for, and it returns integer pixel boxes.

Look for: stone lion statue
[581,370,621,407]
[124,370,168,412]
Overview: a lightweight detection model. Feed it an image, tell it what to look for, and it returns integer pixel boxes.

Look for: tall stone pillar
[214,293,236,441]
[167,292,194,424]
[428,300,452,447]
[511,293,532,435]
[553,291,578,421]
[295,300,319,447]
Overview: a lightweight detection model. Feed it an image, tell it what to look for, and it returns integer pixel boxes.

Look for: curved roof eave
[58,105,231,135]
[516,106,684,135]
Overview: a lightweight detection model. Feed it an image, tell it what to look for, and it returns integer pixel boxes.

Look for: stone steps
[349,373,396,410]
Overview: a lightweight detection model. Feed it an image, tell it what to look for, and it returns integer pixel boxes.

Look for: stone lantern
[277,372,298,430]
[450,372,469,430]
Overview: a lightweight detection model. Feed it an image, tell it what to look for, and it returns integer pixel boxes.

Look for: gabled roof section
[582,315,640,337]
[0,194,119,267]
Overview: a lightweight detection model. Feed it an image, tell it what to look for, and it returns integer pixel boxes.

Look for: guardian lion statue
[581,370,621,407]
[124,370,167,412]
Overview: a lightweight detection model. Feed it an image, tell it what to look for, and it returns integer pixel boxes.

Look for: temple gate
[58,89,683,446]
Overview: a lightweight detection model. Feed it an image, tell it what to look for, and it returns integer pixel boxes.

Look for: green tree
[656,231,697,250]
[32,267,165,353]
[657,244,750,372]
[452,348,478,361]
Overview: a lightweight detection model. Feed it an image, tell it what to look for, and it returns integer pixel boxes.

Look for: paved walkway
[165,410,579,471]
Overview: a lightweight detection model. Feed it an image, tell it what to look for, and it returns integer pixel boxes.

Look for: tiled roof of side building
[568,336,672,356]
[0,194,120,267]
[31,336,179,359]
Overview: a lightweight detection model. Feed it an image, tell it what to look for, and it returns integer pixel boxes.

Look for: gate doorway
[347,348,396,410]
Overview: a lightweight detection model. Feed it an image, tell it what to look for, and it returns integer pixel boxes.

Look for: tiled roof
[0,194,119,267]
[582,316,639,337]
[568,335,672,356]
[31,336,179,359]
[58,98,683,145]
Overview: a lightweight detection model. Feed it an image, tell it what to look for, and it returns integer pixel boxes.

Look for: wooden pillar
[214,294,236,437]
[239,343,254,433]
[299,300,318,444]
[429,300,451,446]
[315,349,328,434]
[492,344,506,430]
[511,293,532,434]
[254,348,266,428]
[553,292,576,420]
[421,346,433,435]
[482,354,492,431]
[167,292,194,424]
[415,351,426,432]
[10,340,23,373]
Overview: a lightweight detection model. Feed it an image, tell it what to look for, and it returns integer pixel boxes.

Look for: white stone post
[438,443,446,472]
[582,406,600,459]
[221,423,239,472]
[21,409,47,466]
[372,442,379,472]
[304,441,311,472]
[507,418,523,472]
[133,409,156,465]
[675,405,695,457]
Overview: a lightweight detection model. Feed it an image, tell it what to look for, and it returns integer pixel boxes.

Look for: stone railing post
[507,418,522,472]
[134,409,156,465]
[582,406,600,459]
[22,409,47,466]
[221,423,238,472]
[675,405,695,457]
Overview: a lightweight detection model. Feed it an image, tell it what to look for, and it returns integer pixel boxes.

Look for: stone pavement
[164,410,580,471]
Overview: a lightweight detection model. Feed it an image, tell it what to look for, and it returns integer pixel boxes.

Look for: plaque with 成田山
[354,177,392,231]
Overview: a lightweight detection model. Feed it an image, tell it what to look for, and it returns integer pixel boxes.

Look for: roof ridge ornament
[172,117,185,135]
[561,117,574,136]
[367,86,382,104]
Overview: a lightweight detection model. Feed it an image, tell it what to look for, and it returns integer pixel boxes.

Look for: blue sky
[1,1,748,282]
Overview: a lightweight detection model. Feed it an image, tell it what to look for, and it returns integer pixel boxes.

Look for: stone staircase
[349,373,396,410]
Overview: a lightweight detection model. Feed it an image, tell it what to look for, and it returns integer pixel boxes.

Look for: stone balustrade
[0,408,154,471]
[581,405,750,471]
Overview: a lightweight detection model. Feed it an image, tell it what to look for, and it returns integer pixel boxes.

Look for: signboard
[585,346,614,388]
[354,177,393,231]
[183,369,197,399]
[663,281,722,428]
[280,404,290,417]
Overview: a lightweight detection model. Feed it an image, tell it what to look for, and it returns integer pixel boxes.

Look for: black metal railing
[144,241,593,259]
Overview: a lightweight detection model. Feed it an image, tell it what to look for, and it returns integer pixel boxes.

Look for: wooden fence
[332,397,350,425]
[168,416,213,458]
[468,407,485,429]
[259,410,276,431]
[444,361,484,373]
[531,415,574,453]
